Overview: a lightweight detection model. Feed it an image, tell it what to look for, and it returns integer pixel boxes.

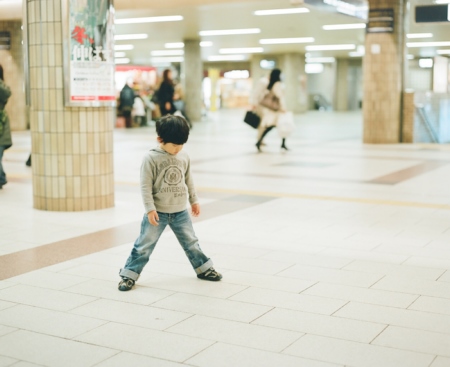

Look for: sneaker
[118,277,135,291]
[197,267,222,281]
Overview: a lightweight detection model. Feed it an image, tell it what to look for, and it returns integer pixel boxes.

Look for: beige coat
[259,81,286,128]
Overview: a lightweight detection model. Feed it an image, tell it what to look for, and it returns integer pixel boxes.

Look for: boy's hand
[148,211,159,226]
[191,203,200,217]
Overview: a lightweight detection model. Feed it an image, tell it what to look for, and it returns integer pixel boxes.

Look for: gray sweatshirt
[140,146,198,213]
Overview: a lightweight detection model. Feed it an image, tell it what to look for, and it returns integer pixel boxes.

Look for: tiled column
[27,0,115,211]
[182,39,202,122]
[280,53,307,113]
[402,90,415,143]
[0,21,27,130]
[363,0,406,143]
[334,58,349,111]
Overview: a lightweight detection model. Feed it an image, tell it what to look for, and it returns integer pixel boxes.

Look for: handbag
[243,110,260,129]
[277,112,295,138]
[260,90,280,111]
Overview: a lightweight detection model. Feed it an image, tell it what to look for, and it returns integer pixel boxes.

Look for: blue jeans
[120,210,213,281]
[0,145,6,186]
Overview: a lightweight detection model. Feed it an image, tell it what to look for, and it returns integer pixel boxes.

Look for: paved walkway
[0,110,449,367]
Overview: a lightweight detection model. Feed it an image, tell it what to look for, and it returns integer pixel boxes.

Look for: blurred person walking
[119,80,135,128]
[158,69,176,116]
[0,65,12,189]
[255,68,289,152]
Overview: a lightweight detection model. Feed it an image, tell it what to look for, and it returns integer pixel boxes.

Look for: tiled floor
[1,109,450,366]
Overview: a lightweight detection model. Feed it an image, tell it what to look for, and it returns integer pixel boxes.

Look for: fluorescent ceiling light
[259,37,314,45]
[200,28,260,36]
[200,41,213,47]
[254,8,309,15]
[114,52,126,57]
[114,34,148,41]
[208,55,246,61]
[407,54,415,59]
[305,63,324,74]
[306,44,355,51]
[115,16,183,24]
[115,58,130,64]
[407,41,450,47]
[323,23,366,30]
[151,57,184,63]
[419,58,433,68]
[165,42,184,48]
[306,57,335,63]
[349,51,363,57]
[435,0,450,3]
[223,70,250,79]
[437,49,450,55]
[151,50,184,56]
[114,44,134,50]
[219,47,263,54]
[406,33,433,39]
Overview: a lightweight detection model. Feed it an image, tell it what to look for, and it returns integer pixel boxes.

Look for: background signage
[367,8,394,33]
[415,4,450,23]
[62,0,116,107]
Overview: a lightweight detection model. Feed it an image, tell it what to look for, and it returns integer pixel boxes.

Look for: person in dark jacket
[119,81,135,128]
[158,69,176,116]
[0,64,12,189]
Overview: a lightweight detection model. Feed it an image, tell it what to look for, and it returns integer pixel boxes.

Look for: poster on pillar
[62,0,116,107]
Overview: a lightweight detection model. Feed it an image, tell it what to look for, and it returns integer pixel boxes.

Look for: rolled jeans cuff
[119,268,139,281]
[195,259,213,275]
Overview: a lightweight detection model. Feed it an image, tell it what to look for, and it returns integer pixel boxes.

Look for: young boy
[118,115,222,291]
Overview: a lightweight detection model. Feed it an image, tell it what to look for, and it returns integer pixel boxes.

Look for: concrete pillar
[334,58,349,111]
[363,0,407,143]
[182,39,203,122]
[0,20,27,130]
[27,0,115,211]
[280,53,307,113]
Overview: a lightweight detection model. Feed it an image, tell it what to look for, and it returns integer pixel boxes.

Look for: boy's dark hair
[156,115,190,144]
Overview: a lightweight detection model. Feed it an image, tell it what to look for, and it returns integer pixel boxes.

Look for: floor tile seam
[368,324,450,349]
[330,305,450,334]
[90,351,123,367]
[0,197,274,280]
[195,187,450,210]
[182,341,218,365]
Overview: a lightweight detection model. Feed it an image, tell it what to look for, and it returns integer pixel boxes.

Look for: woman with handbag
[0,64,12,189]
[256,68,288,152]
[158,69,177,117]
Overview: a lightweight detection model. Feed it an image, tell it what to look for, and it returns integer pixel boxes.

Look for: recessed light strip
[406,33,433,39]
[322,23,366,30]
[208,55,246,61]
[114,34,148,40]
[114,45,134,51]
[437,49,450,55]
[115,15,183,24]
[151,50,184,56]
[306,44,355,51]
[151,57,184,63]
[259,37,314,45]
[407,41,450,47]
[165,42,184,49]
[200,28,260,36]
[254,8,309,15]
[115,58,130,64]
[306,57,335,63]
[219,47,263,54]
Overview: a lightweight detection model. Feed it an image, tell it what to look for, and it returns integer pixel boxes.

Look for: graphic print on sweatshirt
[157,158,187,199]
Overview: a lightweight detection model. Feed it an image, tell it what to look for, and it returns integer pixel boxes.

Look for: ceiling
[112,0,450,64]
[0,0,449,64]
